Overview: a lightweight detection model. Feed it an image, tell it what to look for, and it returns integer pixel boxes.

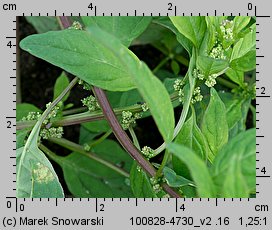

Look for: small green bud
[191,87,203,104]
[69,21,83,30]
[83,143,91,151]
[141,103,149,112]
[78,79,91,90]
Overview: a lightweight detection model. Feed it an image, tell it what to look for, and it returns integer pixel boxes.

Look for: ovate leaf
[231,24,256,61]
[173,110,209,178]
[167,143,216,197]
[53,72,70,102]
[201,88,228,161]
[20,27,136,91]
[233,16,251,37]
[121,49,174,142]
[225,68,244,86]
[170,16,206,48]
[211,129,256,197]
[130,162,157,198]
[197,55,229,77]
[81,16,152,47]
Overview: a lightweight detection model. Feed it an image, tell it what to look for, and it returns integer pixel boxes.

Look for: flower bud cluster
[173,78,185,103]
[40,127,64,140]
[205,74,217,87]
[78,79,92,91]
[150,177,162,194]
[141,146,155,159]
[209,42,226,60]
[121,111,142,130]
[43,102,60,124]
[191,87,203,104]
[220,20,234,41]
[69,21,83,30]
[81,95,100,112]
[21,111,41,121]
[141,103,149,112]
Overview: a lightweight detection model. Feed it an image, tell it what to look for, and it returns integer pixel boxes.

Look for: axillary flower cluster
[173,78,203,104]
[21,102,63,140]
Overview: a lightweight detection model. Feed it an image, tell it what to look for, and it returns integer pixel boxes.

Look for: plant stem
[48,137,129,178]
[155,149,170,179]
[128,127,140,150]
[93,87,181,198]
[153,56,170,74]
[17,93,180,130]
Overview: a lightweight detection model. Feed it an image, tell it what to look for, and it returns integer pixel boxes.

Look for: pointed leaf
[170,16,206,48]
[201,88,228,161]
[197,55,229,77]
[20,28,136,91]
[167,143,216,197]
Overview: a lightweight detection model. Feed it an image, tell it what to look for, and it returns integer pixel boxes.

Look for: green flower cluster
[173,78,185,102]
[21,102,64,140]
[81,95,100,112]
[220,19,234,41]
[194,68,218,88]
[69,21,83,30]
[121,111,142,130]
[21,111,41,121]
[141,146,155,159]
[40,127,64,139]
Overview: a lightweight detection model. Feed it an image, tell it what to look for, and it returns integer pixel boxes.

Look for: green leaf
[26,16,60,33]
[171,60,180,75]
[130,162,157,198]
[163,167,194,188]
[225,68,244,86]
[201,88,228,161]
[20,27,136,91]
[82,120,110,133]
[170,16,206,48]
[16,129,31,149]
[16,103,41,121]
[124,54,175,143]
[60,140,133,197]
[197,55,229,77]
[173,110,209,178]
[53,72,70,102]
[16,139,64,198]
[81,16,152,47]
[233,16,251,37]
[211,129,256,197]
[230,50,256,72]
[231,24,256,61]
[17,103,64,198]
[167,143,216,197]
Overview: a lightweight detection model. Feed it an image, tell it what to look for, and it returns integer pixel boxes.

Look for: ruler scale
[1,0,271,229]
